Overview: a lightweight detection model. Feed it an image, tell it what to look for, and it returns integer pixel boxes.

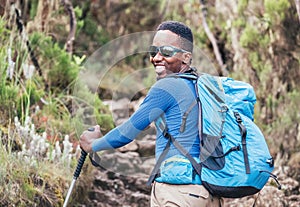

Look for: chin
[156,76,163,80]
[156,73,167,80]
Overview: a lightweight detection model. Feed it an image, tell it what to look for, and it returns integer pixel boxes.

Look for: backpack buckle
[266,157,274,167]
[234,112,242,123]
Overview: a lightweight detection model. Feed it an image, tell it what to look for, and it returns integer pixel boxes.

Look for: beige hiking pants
[151,182,222,207]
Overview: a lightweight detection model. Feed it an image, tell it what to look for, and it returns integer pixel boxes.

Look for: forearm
[91,81,173,152]
[91,119,143,152]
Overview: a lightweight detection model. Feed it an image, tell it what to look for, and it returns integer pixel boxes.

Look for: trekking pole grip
[74,149,88,179]
[73,127,95,179]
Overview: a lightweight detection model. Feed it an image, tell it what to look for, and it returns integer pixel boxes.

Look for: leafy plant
[29,32,80,94]
[0,10,112,205]
[264,0,291,25]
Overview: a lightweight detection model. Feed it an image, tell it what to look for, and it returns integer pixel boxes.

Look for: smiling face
[150,30,191,79]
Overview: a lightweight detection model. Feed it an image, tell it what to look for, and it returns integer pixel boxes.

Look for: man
[80,21,221,206]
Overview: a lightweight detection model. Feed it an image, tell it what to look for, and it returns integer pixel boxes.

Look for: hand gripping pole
[63,127,94,207]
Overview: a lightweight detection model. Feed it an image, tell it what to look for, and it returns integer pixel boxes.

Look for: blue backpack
[147,73,280,198]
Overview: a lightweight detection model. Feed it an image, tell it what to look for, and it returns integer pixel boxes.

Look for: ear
[182,52,192,65]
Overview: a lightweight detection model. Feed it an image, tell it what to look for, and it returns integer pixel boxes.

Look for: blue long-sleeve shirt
[92,76,200,161]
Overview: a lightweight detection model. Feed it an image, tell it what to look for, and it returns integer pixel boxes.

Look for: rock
[223,185,287,207]
[78,97,300,206]
[136,138,155,157]
[85,168,150,207]
[99,151,147,175]
[118,140,139,152]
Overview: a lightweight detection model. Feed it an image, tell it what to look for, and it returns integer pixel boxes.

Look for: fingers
[93,125,103,136]
[80,133,92,153]
[79,125,102,153]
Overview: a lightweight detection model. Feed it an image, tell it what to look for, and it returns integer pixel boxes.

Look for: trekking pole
[63,127,94,207]
[63,149,87,207]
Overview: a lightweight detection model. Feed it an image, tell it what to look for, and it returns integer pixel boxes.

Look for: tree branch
[199,0,227,76]
[61,0,76,54]
[15,8,43,77]
[295,0,300,24]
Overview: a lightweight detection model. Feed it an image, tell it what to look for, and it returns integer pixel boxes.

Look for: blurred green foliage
[0,0,299,205]
[264,0,290,24]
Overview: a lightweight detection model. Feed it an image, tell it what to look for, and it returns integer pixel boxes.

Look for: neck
[178,65,190,73]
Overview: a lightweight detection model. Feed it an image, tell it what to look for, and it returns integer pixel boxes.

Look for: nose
[151,52,163,62]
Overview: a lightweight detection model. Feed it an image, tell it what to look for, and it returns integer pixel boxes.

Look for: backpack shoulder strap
[147,115,202,186]
[147,72,202,186]
[165,72,199,133]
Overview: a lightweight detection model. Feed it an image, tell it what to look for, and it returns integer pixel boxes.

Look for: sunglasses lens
[160,46,175,57]
[149,46,181,58]
[149,46,158,57]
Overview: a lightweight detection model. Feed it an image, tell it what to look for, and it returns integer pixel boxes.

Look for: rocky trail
[77,98,300,207]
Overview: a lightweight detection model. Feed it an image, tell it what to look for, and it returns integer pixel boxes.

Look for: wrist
[91,136,114,151]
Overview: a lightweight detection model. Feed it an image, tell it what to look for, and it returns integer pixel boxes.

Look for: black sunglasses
[148,45,188,58]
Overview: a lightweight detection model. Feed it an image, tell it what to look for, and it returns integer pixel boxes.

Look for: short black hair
[157,21,193,52]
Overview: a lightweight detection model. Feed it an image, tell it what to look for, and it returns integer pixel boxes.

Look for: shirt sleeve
[92,79,177,152]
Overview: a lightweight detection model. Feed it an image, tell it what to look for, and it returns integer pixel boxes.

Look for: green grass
[0,128,82,206]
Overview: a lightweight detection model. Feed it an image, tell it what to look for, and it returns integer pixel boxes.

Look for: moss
[240,25,260,48]
[264,0,291,24]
